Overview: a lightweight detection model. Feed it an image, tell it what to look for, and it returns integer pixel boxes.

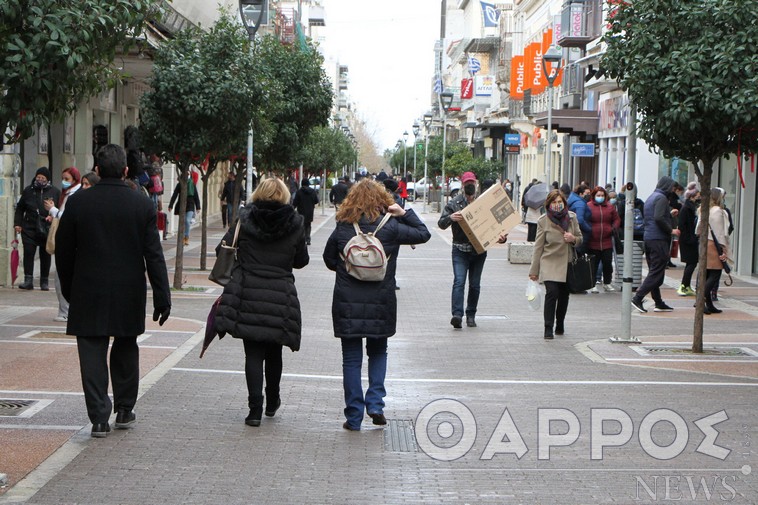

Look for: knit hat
[383,178,399,192]
[684,181,699,200]
[35,167,51,181]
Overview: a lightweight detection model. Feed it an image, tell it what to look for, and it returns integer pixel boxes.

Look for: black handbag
[208,220,241,286]
[567,248,596,293]
[36,211,51,236]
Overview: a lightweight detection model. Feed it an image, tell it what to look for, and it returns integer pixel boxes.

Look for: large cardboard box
[459,184,521,254]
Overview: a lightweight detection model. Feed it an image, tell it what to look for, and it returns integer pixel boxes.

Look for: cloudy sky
[318,0,441,153]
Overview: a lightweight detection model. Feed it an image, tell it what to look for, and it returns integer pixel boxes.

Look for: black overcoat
[323,209,431,339]
[14,183,60,241]
[677,199,699,264]
[214,201,309,351]
[293,186,319,223]
[55,179,171,337]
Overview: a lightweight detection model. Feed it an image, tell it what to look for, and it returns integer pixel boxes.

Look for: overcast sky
[318,0,440,153]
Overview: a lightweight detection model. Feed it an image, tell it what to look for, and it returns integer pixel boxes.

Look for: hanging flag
[468,56,481,75]
[480,1,500,28]
[433,77,443,94]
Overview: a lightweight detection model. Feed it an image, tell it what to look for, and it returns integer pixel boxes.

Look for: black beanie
[35,167,52,181]
[383,179,399,192]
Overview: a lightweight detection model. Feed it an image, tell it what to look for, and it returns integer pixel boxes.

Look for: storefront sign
[475,75,494,96]
[571,143,596,157]
[461,78,474,99]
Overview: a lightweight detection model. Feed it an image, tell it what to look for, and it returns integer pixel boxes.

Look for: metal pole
[423,132,429,213]
[246,127,253,203]
[613,102,639,343]
[440,114,446,211]
[544,83,553,185]
[412,135,417,199]
[403,138,407,178]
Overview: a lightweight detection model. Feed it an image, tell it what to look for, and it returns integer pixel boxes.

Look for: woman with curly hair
[323,179,430,431]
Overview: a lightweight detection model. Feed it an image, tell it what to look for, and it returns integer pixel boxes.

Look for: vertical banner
[461,78,474,99]
[510,56,524,99]
[524,42,544,94]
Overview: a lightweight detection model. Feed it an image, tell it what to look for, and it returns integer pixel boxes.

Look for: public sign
[571,143,596,157]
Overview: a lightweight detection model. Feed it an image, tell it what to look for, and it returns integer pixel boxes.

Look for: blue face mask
[595,196,605,204]
[61,180,72,189]
[609,198,617,205]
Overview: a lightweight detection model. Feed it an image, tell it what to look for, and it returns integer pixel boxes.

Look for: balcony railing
[557,0,600,48]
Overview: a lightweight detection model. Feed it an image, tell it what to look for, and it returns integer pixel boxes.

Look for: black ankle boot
[265,398,281,417]
[18,275,34,290]
[40,277,49,291]
[555,322,564,335]
[245,407,263,426]
[544,326,554,339]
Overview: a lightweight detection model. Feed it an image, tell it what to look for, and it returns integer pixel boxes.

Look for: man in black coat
[329,176,350,210]
[292,178,320,245]
[56,144,171,438]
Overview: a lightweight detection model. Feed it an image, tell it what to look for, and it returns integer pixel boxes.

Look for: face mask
[595,196,605,204]
[464,184,476,196]
[505,184,512,190]
[583,194,591,202]
[694,199,702,205]
[61,180,72,189]
[609,198,617,205]
[33,180,45,189]
[550,202,564,212]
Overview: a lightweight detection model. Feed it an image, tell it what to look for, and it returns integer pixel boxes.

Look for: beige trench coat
[529,212,584,283]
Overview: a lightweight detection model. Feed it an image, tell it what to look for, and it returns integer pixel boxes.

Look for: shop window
[658,156,691,188]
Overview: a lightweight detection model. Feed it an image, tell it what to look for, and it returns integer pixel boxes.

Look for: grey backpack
[341,214,392,282]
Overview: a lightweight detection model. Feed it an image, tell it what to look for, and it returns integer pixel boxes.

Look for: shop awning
[534,109,598,140]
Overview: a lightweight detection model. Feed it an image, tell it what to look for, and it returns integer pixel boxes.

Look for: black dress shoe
[368,413,387,425]
[466,316,477,328]
[450,316,462,329]
[265,398,281,417]
[115,410,136,429]
[544,327,554,340]
[704,306,722,315]
[342,421,360,431]
[555,324,564,335]
[245,407,263,427]
[91,423,111,438]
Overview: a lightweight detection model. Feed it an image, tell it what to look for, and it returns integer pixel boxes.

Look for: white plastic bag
[525,280,542,311]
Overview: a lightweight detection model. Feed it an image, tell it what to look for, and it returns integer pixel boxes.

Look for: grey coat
[528,212,583,283]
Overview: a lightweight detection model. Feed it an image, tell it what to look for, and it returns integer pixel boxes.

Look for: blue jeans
[451,247,487,318]
[184,211,194,239]
[341,337,387,429]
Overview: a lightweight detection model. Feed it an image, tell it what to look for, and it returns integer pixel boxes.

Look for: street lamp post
[412,122,419,202]
[422,113,433,213]
[439,91,454,211]
[541,45,562,186]
[402,130,408,179]
[239,0,266,203]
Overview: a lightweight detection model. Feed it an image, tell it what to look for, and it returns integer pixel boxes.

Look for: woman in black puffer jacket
[214,178,309,427]
[323,179,430,431]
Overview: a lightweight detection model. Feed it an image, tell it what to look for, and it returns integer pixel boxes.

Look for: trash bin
[614,240,644,289]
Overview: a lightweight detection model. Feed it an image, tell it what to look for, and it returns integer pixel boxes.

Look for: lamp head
[440,91,454,112]
[239,0,266,39]
[403,131,408,142]
[412,122,420,136]
[542,45,562,64]
[423,113,433,128]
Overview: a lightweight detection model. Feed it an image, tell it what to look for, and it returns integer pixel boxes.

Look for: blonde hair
[710,187,724,207]
[335,179,394,223]
[251,177,290,205]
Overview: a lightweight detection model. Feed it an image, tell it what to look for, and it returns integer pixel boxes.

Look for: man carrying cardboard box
[438,172,507,329]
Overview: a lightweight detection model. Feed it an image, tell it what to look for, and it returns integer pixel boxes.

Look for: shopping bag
[525,280,542,311]
[567,250,595,294]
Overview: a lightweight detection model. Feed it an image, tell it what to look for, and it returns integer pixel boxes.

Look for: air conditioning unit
[561,93,581,109]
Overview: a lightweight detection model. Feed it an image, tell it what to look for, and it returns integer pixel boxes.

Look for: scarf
[547,206,570,231]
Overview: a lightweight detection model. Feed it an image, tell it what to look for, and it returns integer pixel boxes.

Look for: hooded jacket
[214,201,308,350]
[643,176,675,241]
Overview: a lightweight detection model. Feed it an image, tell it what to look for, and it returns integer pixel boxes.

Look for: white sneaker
[603,284,616,292]
[54,315,68,322]
[590,284,600,294]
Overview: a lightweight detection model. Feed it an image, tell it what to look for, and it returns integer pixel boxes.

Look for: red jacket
[585,200,621,251]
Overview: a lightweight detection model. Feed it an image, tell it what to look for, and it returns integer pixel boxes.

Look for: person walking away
[584,186,621,293]
[323,179,430,431]
[44,167,82,321]
[14,167,61,290]
[398,177,408,207]
[214,178,309,427]
[292,178,320,245]
[631,176,679,313]
[711,188,734,301]
[329,175,350,211]
[55,144,171,438]
[676,182,699,296]
[383,178,404,208]
[700,188,730,314]
[439,172,507,328]
[220,172,242,227]
[529,190,583,339]
[168,174,201,246]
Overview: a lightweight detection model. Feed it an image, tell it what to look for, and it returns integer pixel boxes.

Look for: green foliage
[300,126,355,174]
[602,0,758,165]
[253,35,333,169]
[0,0,158,144]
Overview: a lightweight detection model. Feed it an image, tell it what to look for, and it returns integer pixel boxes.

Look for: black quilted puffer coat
[214,201,309,351]
[323,209,430,339]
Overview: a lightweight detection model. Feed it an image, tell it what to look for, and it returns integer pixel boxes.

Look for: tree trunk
[693,158,715,353]
[172,163,189,290]
[199,158,219,271]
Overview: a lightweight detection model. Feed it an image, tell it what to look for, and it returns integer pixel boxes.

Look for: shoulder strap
[231,219,242,247]
[353,213,392,236]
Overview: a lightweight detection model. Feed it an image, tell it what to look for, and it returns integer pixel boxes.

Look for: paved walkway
[1,201,756,504]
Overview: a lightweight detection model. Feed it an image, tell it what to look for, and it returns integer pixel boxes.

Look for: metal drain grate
[638,346,757,357]
[0,399,38,417]
[384,419,418,453]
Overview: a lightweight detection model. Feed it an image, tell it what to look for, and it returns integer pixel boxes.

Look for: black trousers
[681,261,697,288]
[22,232,51,279]
[242,340,283,408]
[588,248,614,285]
[705,269,722,308]
[636,240,669,304]
[527,222,538,242]
[543,281,570,329]
[76,336,139,424]
[304,222,312,243]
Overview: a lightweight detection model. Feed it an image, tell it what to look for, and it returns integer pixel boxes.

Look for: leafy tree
[300,126,355,181]
[1,0,158,146]
[140,13,258,288]
[602,0,758,352]
[253,35,333,169]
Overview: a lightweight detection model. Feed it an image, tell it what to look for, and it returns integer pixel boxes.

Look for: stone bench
[508,241,534,264]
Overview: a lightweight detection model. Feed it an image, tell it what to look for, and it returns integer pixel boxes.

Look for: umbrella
[523,182,548,209]
[10,235,20,286]
[200,296,225,358]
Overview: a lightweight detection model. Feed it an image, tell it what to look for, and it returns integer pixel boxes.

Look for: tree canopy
[1,0,158,145]
[299,126,355,176]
